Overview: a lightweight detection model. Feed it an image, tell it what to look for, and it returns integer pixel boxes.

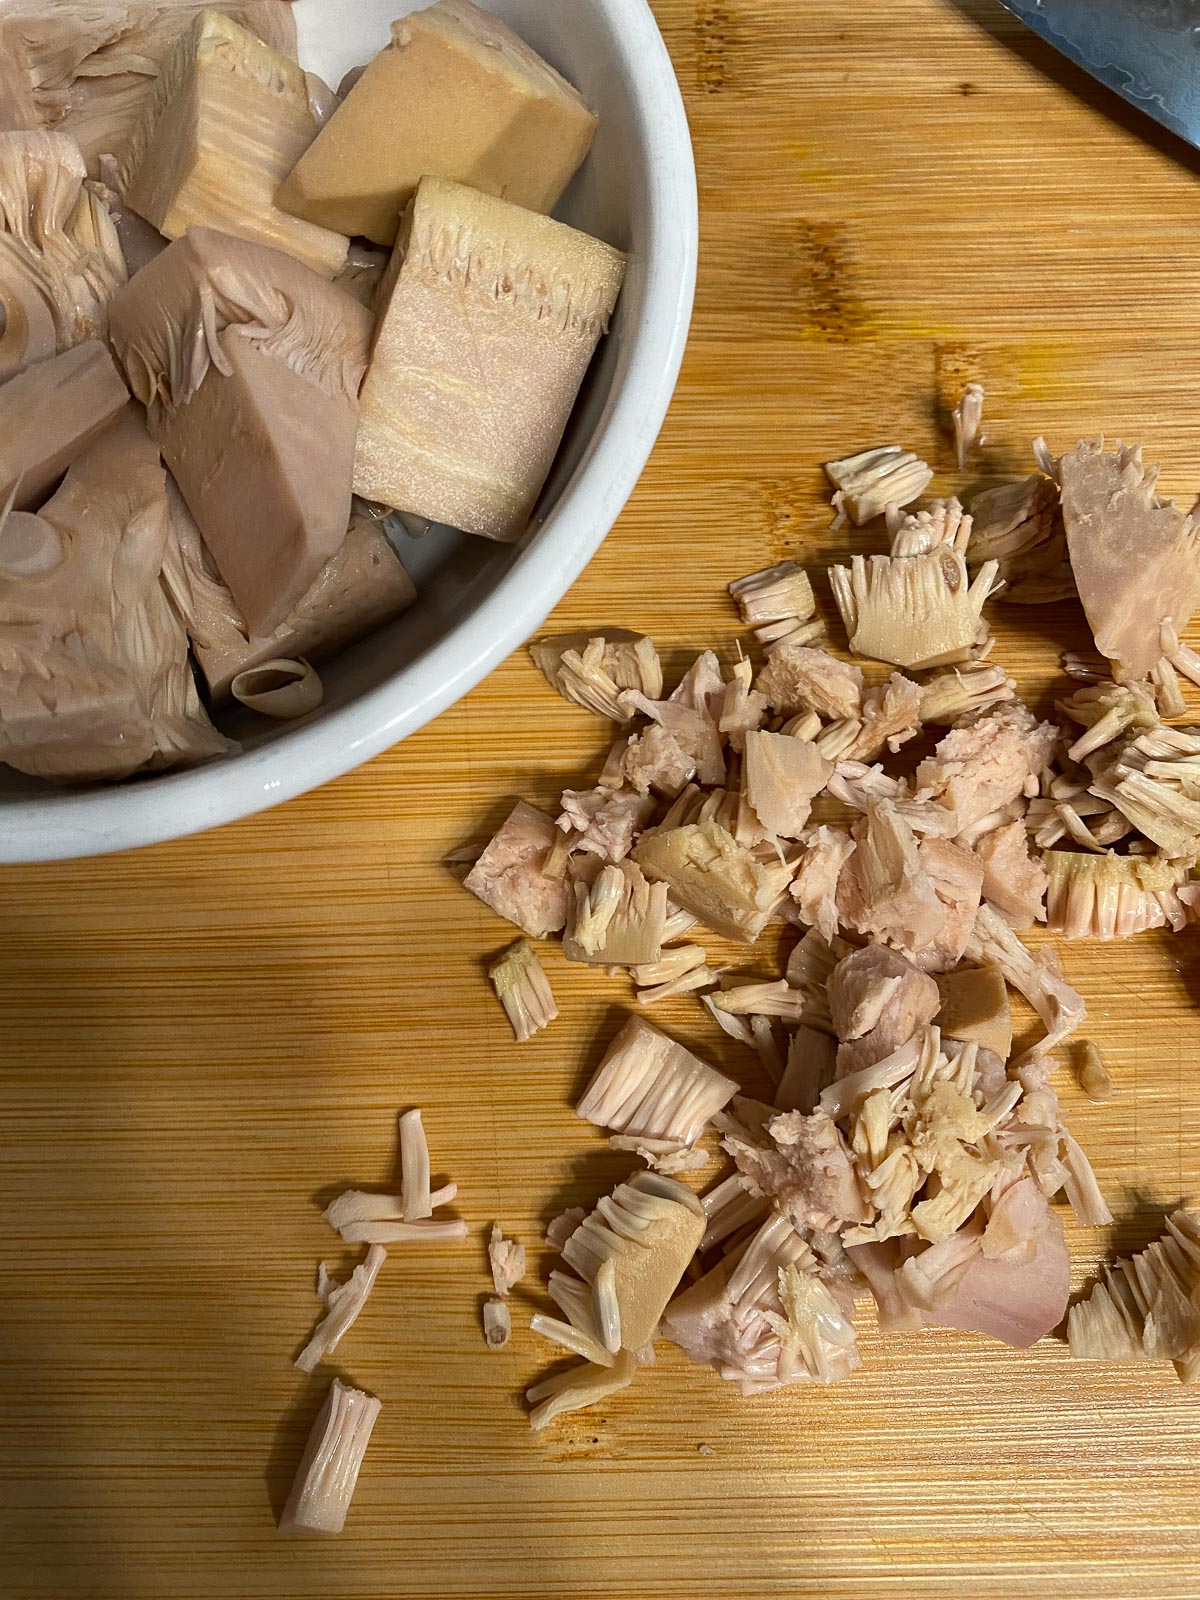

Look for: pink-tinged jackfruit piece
[898,1190,1070,1349]
[0,341,130,511]
[835,802,945,956]
[1060,438,1200,683]
[353,177,625,543]
[577,1014,736,1144]
[116,10,348,279]
[0,131,127,382]
[278,1377,380,1537]
[276,0,596,247]
[663,1214,860,1393]
[755,644,863,721]
[164,497,416,699]
[108,227,372,636]
[914,835,985,973]
[0,2,297,173]
[829,944,941,1077]
[973,817,1047,930]
[915,703,1057,835]
[722,1107,871,1233]
[463,800,571,938]
[0,408,231,784]
[743,729,832,839]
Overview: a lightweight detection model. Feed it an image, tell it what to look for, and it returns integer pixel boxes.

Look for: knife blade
[994,0,1200,150]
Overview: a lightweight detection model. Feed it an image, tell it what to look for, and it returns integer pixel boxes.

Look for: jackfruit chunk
[117,10,348,279]
[276,0,597,247]
[165,499,417,700]
[829,549,1000,671]
[353,177,624,543]
[278,1378,381,1536]
[0,2,298,174]
[562,1171,705,1351]
[1060,438,1200,684]
[633,818,797,944]
[0,341,130,512]
[0,131,127,382]
[0,409,230,784]
[108,227,372,636]
[933,964,1012,1060]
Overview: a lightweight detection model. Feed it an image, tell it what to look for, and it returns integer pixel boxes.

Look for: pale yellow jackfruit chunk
[164,497,416,700]
[933,964,1012,1060]
[0,341,130,512]
[353,177,625,543]
[276,0,596,247]
[0,2,298,173]
[0,409,231,784]
[633,818,796,944]
[562,1171,705,1351]
[117,9,348,278]
[108,227,373,636]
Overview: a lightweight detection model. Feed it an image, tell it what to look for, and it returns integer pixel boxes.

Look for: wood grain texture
[3,2,1200,1596]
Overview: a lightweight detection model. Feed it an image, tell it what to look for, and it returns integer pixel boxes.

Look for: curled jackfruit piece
[164,498,417,702]
[231,657,322,720]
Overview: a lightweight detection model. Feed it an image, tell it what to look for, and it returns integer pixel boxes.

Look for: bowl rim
[0,0,698,865]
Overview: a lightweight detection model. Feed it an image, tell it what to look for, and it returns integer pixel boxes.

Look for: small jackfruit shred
[488,938,558,1042]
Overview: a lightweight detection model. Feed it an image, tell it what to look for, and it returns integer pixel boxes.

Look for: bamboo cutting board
[3,2,1200,1596]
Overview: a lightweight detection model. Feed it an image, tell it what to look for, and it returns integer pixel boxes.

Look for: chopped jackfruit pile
[0,0,621,784]
[455,386,1200,1429]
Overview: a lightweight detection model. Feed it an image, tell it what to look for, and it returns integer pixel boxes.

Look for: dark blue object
[996,0,1200,149]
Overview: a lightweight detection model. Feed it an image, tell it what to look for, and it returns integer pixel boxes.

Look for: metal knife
[994,0,1200,150]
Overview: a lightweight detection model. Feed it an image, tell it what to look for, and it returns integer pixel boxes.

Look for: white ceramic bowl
[0,0,696,862]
